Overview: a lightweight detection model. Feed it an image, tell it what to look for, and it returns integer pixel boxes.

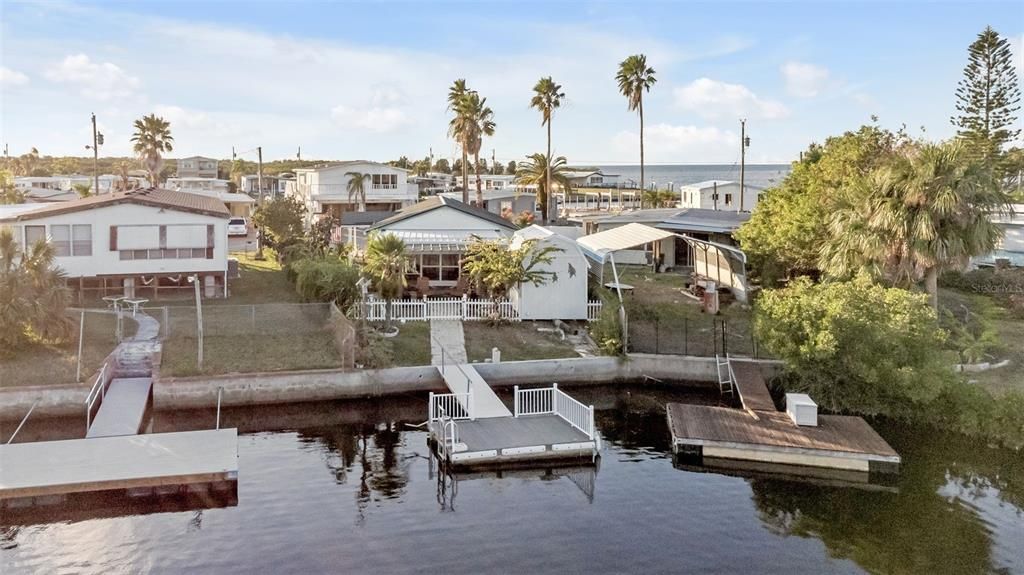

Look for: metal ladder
[716,354,735,396]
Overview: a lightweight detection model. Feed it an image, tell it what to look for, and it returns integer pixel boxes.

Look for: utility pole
[297,146,301,160]
[491,149,496,175]
[232,146,236,161]
[739,118,748,212]
[256,146,265,257]
[88,113,101,194]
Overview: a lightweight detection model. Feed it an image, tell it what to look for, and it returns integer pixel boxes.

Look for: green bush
[291,257,361,310]
[589,292,624,356]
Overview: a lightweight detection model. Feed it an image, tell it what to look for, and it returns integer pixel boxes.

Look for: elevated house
[286,161,418,226]
[564,169,621,189]
[678,180,764,213]
[165,177,254,218]
[239,173,294,199]
[176,156,219,179]
[0,188,231,299]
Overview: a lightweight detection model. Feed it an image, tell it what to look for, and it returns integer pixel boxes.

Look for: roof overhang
[576,223,675,261]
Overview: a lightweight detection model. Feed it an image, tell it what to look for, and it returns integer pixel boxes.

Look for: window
[500,200,513,212]
[371,174,398,189]
[419,253,461,281]
[25,225,45,247]
[50,225,71,256]
[120,247,208,260]
[73,224,92,256]
[724,193,733,206]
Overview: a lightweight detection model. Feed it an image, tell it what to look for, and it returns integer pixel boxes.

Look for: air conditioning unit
[786,393,818,427]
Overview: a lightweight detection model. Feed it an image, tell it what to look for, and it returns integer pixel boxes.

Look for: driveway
[229,229,259,253]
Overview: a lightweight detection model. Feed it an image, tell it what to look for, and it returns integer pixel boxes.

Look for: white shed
[510,225,589,320]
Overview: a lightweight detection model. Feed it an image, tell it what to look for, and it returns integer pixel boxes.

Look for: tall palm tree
[447,79,471,203]
[820,140,1012,308]
[530,77,566,223]
[515,153,571,219]
[616,55,657,193]
[345,171,371,212]
[131,114,174,187]
[456,92,496,207]
[362,233,408,331]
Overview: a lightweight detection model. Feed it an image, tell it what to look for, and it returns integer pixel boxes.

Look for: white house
[973,204,1024,267]
[678,180,763,212]
[440,189,536,217]
[239,173,294,198]
[564,169,621,188]
[15,174,148,197]
[176,156,219,179]
[509,225,590,320]
[368,196,515,289]
[0,188,232,298]
[287,161,418,225]
[165,177,254,218]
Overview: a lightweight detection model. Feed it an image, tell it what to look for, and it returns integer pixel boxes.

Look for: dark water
[2,385,1022,574]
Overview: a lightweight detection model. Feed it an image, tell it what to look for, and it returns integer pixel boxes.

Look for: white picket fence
[358,296,603,323]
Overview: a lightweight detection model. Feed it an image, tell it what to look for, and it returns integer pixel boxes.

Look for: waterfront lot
[939,287,1024,396]
[463,322,579,362]
[0,312,118,387]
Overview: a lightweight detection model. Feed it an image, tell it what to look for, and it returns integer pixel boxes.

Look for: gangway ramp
[730,361,776,412]
[86,377,153,438]
[437,363,512,419]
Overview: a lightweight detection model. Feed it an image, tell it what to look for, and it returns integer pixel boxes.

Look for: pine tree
[951,26,1021,162]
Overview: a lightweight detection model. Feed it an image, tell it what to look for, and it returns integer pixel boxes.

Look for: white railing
[514,383,596,440]
[587,300,603,320]
[429,392,473,422]
[85,362,109,432]
[441,418,460,457]
[360,297,604,322]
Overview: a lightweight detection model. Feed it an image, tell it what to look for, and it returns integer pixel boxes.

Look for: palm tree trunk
[461,149,469,204]
[545,121,552,225]
[925,266,939,310]
[639,95,645,194]
[474,152,483,207]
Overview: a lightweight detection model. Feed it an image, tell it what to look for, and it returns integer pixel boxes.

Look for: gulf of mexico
[595,164,791,190]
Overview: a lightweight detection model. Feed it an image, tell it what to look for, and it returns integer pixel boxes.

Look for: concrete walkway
[430,319,467,366]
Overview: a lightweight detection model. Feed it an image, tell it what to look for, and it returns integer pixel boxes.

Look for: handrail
[514,384,596,440]
[216,386,224,430]
[6,399,39,444]
[429,392,472,421]
[85,363,109,432]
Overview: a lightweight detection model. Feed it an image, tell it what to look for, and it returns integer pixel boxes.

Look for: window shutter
[159,225,167,249]
[109,226,118,251]
[206,224,214,259]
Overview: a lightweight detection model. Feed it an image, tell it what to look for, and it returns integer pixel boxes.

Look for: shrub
[292,257,361,311]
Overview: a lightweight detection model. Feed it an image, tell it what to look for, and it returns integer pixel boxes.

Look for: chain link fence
[627,315,765,358]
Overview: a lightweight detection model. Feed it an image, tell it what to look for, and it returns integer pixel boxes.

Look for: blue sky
[1,1,1021,166]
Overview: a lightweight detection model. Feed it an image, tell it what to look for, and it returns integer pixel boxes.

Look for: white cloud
[330,105,409,133]
[0,66,29,86]
[612,123,737,163]
[153,105,210,130]
[1009,34,1024,76]
[673,78,789,120]
[780,61,830,98]
[44,53,140,101]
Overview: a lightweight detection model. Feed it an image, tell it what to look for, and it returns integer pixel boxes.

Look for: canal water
[2,384,1022,574]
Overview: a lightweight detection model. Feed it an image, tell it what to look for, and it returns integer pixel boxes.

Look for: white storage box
[786,393,818,427]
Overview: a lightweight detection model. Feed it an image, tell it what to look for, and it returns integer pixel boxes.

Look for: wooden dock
[87,377,153,438]
[0,429,239,503]
[668,359,900,475]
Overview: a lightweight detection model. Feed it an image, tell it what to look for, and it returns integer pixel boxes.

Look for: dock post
[552,383,558,414]
[514,385,519,417]
[428,392,434,422]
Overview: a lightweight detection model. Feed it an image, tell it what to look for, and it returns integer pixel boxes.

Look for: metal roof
[576,223,676,256]
[369,195,516,231]
[382,229,507,252]
[0,187,231,222]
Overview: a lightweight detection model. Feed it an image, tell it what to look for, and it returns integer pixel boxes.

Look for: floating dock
[0,428,239,504]
[86,377,153,438]
[429,361,599,468]
[669,359,900,475]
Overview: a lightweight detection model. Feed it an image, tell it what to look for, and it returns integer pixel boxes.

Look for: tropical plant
[114,161,138,192]
[130,114,174,187]
[252,196,306,249]
[952,26,1021,164]
[447,79,472,202]
[0,229,72,352]
[433,158,451,174]
[461,238,560,303]
[454,91,495,206]
[345,171,371,212]
[515,153,570,220]
[0,169,24,204]
[530,76,566,223]
[291,256,361,310]
[73,183,92,198]
[615,54,656,192]
[820,140,1012,308]
[362,233,408,330]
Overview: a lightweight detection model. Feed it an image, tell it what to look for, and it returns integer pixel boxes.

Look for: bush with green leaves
[291,257,361,311]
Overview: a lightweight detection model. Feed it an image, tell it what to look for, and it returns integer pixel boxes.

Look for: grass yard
[380,321,432,367]
[0,313,118,387]
[463,321,580,362]
[161,332,343,377]
[939,287,1024,397]
[223,250,300,305]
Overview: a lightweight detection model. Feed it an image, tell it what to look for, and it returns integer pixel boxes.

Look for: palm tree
[0,229,71,351]
[530,77,566,223]
[447,79,471,203]
[362,232,408,331]
[820,140,1012,308]
[616,55,657,193]
[131,114,174,187]
[515,153,571,219]
[345,171,371,212]
[456,92,496,207]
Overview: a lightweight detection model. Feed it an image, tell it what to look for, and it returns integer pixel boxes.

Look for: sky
[0,0,1022,167]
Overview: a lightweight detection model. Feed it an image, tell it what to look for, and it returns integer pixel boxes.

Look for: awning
[576,223,675,258]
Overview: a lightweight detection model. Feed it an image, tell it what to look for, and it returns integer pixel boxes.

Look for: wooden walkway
[730,361,776,412]
[87,377,153,438]
[437,363,512,419]
[0,429,238,501]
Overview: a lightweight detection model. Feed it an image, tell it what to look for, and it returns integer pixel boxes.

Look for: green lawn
[463,322,579,362]
[161,332,343,377]
[381,321,432,367]
[0,313,118,387]
[222,250,300,304]
[939,287,1024,397]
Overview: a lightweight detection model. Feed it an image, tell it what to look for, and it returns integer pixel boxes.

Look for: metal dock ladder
[716,354,735,397]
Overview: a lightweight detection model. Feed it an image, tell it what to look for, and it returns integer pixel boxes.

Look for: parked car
[227,217,248,236]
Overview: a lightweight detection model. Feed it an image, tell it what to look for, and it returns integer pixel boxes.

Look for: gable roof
[294,160,410,174]
[0,187,231,222]
[369,195,515,231]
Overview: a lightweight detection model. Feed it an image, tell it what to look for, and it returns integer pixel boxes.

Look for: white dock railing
[429,392,473,421]
[513,383,596,440]
[85,362,110,432]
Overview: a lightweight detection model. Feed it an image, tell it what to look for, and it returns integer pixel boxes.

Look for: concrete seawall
[0,355,783,420]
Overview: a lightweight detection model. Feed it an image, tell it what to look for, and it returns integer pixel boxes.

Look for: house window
[25,225,45,247]
[50,225,71,256]
[371,174,398,189]
[73,224,92,256]
[420,254,460,281]
[500,200,513,212]
[724,193,733,206]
